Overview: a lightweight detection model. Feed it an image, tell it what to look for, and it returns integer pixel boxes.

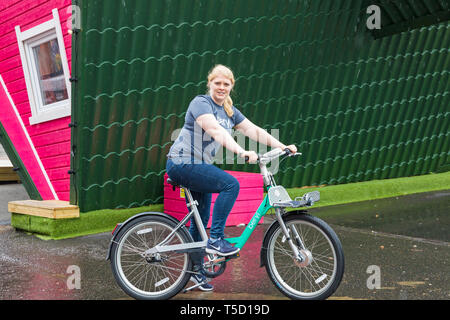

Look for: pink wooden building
[0,0,72,201]
[0,1,264,229]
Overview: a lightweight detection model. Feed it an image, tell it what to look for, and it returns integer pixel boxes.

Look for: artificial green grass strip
[285,171,450,208]
[11,204,164,240]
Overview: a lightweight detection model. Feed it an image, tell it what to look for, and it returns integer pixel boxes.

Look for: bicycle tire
[263,213,345,300]
[110,215,193,300]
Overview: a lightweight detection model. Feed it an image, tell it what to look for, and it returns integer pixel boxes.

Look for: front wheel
[263,213,345,300]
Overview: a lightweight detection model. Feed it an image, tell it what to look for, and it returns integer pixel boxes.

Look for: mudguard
[106,211,185,260]
[260,210,308,267]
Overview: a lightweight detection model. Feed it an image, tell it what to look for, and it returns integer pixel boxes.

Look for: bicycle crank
[202,252,240,278]
[294,249,313,267]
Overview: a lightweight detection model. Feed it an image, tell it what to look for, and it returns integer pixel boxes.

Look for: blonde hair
[207,64,235,117]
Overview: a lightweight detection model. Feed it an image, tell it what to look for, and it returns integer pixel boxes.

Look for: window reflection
[32,38,68,106]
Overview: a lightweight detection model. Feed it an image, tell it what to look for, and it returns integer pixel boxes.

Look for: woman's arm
[235,119,286,149]
[196,114,245,154]
[196,114,258,162]
[235,118,297,153]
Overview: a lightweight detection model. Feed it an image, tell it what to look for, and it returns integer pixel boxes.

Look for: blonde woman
[166,64,296,290]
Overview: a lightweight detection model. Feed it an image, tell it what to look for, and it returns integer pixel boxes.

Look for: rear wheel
[263,213,345,300]
[110,215,193,300]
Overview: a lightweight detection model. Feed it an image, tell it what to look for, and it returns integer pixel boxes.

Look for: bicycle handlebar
[243,148,302,164]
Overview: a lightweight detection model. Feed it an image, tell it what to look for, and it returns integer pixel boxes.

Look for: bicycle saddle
[167,178,182,191]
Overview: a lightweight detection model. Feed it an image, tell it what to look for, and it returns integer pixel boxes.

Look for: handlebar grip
[284,148,293,155]
[245,156,249,163]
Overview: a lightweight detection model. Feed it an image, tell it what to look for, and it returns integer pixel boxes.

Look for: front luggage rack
[268,186,320,208]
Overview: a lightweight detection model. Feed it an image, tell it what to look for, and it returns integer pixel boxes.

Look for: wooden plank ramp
[8,200,79,219]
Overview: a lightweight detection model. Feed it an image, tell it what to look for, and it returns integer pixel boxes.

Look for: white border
[0,74,58,200]
[15,8,71,125]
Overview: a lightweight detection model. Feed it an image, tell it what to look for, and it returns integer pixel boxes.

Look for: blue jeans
[166,158,240,241]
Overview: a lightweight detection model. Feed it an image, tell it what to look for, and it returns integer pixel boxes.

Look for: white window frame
[16,8,71,125]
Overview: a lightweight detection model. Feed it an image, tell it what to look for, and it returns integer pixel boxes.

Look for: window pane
[32,38,68,107]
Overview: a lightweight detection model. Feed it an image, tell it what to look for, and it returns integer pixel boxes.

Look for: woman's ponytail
[223,96,234,117]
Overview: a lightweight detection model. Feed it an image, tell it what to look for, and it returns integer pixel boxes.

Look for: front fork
[274,208,307,262]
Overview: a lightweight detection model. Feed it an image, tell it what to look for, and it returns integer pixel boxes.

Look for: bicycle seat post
[183,187,209,242]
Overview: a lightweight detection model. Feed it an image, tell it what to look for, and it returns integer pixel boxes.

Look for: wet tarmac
[0,182,29,225]
[0,188,448,300]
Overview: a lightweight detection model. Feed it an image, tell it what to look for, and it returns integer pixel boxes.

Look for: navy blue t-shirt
[168,95,246,164]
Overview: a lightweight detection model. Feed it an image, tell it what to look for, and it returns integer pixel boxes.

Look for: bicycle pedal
[183,282,205,293]
[227,252,240,260]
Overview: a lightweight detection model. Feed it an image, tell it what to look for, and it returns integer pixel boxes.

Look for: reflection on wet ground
[0,190,448,300]
[310,190,450,243]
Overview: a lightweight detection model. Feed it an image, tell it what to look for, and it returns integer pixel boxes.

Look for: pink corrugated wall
[0,0,72,200]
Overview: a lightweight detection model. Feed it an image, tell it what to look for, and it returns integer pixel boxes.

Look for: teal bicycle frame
[225,193,272,249]
[144,186,276,258]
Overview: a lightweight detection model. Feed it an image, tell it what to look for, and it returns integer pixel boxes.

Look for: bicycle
[106,148,345,300]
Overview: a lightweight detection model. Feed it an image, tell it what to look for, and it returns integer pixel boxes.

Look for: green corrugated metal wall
[71,0,449,212]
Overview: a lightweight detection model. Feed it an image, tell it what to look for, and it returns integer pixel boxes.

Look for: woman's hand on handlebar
[239,150,259,163]
[280,144,298,154]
